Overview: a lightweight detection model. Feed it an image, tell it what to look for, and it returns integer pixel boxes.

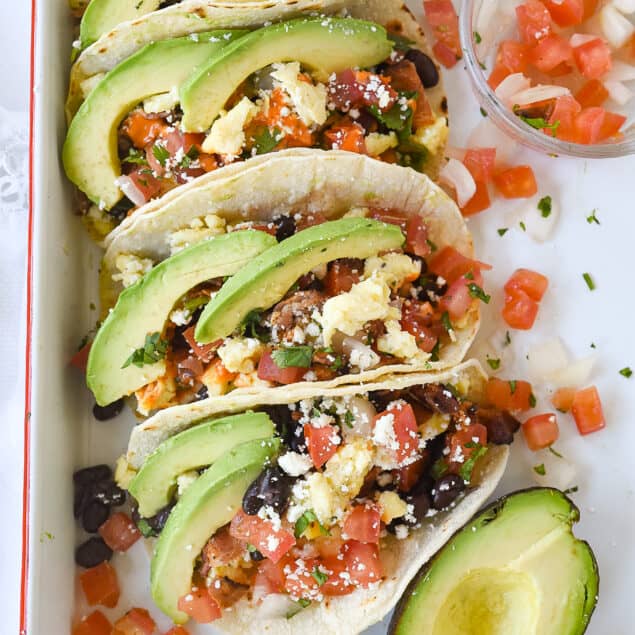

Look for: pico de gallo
[483,0,634,144]
[104,210,490,416]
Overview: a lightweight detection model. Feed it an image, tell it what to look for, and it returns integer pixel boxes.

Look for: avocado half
[390,488,599,635]
[180,17,394,133]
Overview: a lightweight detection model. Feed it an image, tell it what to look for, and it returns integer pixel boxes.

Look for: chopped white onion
[530,448,577,490]
[569,33,600,47]
[605,79,634,105]
[516,195,560,242]
[495,73,532,107]
[546,356,595,388]
[342,396,377,441]
[468,119,519,164]
[510,84,570,107]
[600,5,635,49]
[611,0,635,15]
[527,337,570,382]
[605,60,635,82]
[439,159,477,207]
[115,175,147,207]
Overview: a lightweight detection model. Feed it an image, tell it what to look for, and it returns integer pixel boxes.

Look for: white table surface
[3,3,635,634]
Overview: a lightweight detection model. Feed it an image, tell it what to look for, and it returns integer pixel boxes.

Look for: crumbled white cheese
[394,524,410,540]
[169,308,192,326]
[318,275,399,346]
[348,344,380,371]
[365,131,398,157]
[364,253,421,290]
[271,62,328,127]
[419,413,451,441]
[143,87,180,114]
[278,452,313,477]
[112,253,153,287]
[217,337,265,374]
[202,96,258,155]
[177,470,199,496]
[413,116,448,155]
[377,320,430,364]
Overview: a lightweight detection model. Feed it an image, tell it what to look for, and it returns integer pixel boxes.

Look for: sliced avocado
[151,437,280,623]
[63,30,247,209]
[194,218,404,343]
[129,412,274,517]
[390,488,599,635]
[180,17,394,133]
[87,230,276,406]
[80,0,161,48]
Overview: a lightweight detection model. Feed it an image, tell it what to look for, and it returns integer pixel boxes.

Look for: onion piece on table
[530,447,577,490]
[439,158,477,207]
[512,195,560,242]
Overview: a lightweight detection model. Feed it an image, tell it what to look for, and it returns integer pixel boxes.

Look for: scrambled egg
[202,96,258,155]
[217,337,265,374]
[271,62,328,127]
[413,116,449,155]
[377,320,430,364]
[365,131,398,157]
[376,490,408,524]
[363,253,421,290]
[168,214,226,254]
[143,87,180,114]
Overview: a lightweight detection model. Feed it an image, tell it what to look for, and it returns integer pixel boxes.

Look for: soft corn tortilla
[122,360,509,634]
[66,0,447,149]
[102,150,478,383]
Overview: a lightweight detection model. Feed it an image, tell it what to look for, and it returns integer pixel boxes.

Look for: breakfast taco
[63,1,448,239]
[115,360,520,631]
[88,151,489,415]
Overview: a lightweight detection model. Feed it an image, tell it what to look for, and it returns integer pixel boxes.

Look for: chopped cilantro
[620,367,633,378]
[344,411,354,429]
[271,345,313,369]
[582,272,596,291]
[311,566,328,586]
[474,31,482,44]
[519,221,527,232]
[480,107,488,117]
[246,543,258,552]
[538,195,552,218]
[254,127,281,155]
[136,519,154,537]
[497,228,508,236]
[441,311,453,333]
[586,209,600,225]
[369,90,416,141]
[549,447,564,458]
[240,309,268,341]
[459,444,488,481]
[387,33,415,51]
[329,354,345,372]
[529,392,537,408]
[426,238,438,252]
[152,142,170,167]
[504,331,512,346]
[179,145,199,168]
[429,339,441,362]
[468,283,491,304]
[479,61,487,70]
[486,357,501,370]
[533,464,546,476]
[123,148,149,166]
[517,113,560,136]
[286,598,312,619]
[294,510,329,538]
[509,380,517,394]
[563,486,579,495]
[591,342,596,349]
[122,332,168,369]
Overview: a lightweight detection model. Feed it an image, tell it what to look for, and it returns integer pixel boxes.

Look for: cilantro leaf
[294,510,329,538]
[344,411,354,429]
[538,195,552,218]
[459,444,488,481]
[271,345,313,369]
[582,272,596,291]
[123,148,149,166]
[620,367,633,378]
[474,31,482,44]
[509,380,517,394]
[179,145,199,168]
[549,447,564,458]
[529,392,537,408]
[586,209,600,225]
[369,91,416,141]
[517,113,560,136]
[431,458,449,479]
[497,227,508,236]
[152,142,170,167]
[441,311,453,333]
[533,463,546,476]
[468,283,491,304]
[311,566,328,586]
[254,127,281,155]
[239,309,268,341]
[122,332,168,369]
[486,356,501,370]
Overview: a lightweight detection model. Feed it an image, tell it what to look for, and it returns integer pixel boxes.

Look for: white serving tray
[23,0,635,633]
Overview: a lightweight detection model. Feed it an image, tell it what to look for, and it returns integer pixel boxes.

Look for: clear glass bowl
[459,0,635,157]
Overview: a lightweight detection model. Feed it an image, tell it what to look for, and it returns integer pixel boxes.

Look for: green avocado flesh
[87,230,276,406]
[128,412,274,517]
[180,17,394,132]
[194,218,405,343]
[80,0,161,48]
[151,437,280,623]
[63,30,247,209]
[390,488,599,635]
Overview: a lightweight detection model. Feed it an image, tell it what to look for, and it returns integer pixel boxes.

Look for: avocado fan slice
[63,30,248,209]
[390,488,599,635]
[180,17,394,133]
[151,437,280,623]
[128,411,275,518]
[194,218,405,344]
[80,0,161,49]
[87,230,277,406]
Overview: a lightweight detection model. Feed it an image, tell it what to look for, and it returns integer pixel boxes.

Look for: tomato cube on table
[522,413,559,450]
[112,608,156,635]
[485,378,534,413]
[551,387,576,413]
[493,166,538,198]
[502,290,539,330]
[461,181,491,216]
[571,386,606,435]
[99,512,141,552]
[79,561,120,608]
[72,611,112,635]
[504,269,549,302]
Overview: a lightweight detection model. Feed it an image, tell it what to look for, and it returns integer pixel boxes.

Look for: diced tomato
[319,555,355,597]
[493,166,538,199]
[304,423,340,468]
[121,110,168,148]
[400,300,438,353]
[294,211,328,231]
[549,95,582,142]
[529,34,573,73]
[327,69,397,112]
[463,148,497,183]
[70,342,91,372]
[461,181,491,216]
[502,289,540,330]
[395,453,428,492]
[343,504,381,544]
[324,119,367,154]
[504,268,549,302]
[432,41,460,68]
[342,540,383,586]
[182,326,219,363]
[428,246,489,284]
[575,79,609,108]
[573,38,612,79]
[164,627,190,635]
[551,387,576,413]
[260,88,313,148]
[325,259,362,296]
[373,403,420,465]
[439,277,475,321]
[73,611,112,635]
[280,555,322,598]
[257,349,307,385]
[177,589,221,624]
[582,0,599,19]
[405,214,431,258]
[522,413,559,450]
[571,386,606,435]
[98,512,141,552]
[516,0,552,43]
[79,562,120,608]
[388,60,435,127]
[448,423,488,467]
[543,0,583,26]
[497,40,530,74]
[574,107,605,145]
[598,111,627,142]
[127,168,162,203]
[485,377,534,412]
[229,510,296,563]
[254,558,286,596]
[425,1,462,62]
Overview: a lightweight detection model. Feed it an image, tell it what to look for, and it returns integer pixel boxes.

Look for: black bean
[73,465,112,486]
[91,481,126,508]
[475,408,521,445]
[92,399,124,421]
[249,548,265,562]
[288,424,307,454]
[132,503,173,536]
[196,385,209,401]
[406,489,431,523]
[416,274,448,304]
[242,466,293,516]
[260,405,294,445]
[82,500,110,533]
[75,537,113,568]
[432,474,465,510]
[368,390,394,412]
[275,215,296,242]
[405,49,440,88]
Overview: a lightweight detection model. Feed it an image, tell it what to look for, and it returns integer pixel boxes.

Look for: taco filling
[123,379,519,624]
[96,213,488,415]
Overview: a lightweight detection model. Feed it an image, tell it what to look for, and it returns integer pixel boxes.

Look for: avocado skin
[390,488,599,635]
[194,218,405,344]
[151,437,280,623]
[129,412,275,517]
[180,17,394,133]
[87,230,276,406]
